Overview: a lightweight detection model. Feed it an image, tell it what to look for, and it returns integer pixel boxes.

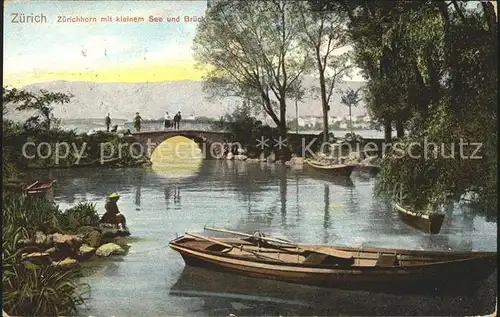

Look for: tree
[339,87,362,136]
[3,87,72,132]
[218,101,278,153]
[298,1,352,143]
[307,1,498,213]
[342,1,497,213]
[193,0,310,158]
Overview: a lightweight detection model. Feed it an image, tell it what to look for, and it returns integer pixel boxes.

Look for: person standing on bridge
[105,113,111,132]
[164,111,172,130]
[174,111,182,130]
[134,112,143,132]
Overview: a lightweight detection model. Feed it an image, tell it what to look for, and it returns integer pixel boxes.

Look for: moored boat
[394,203,445,234]
[304,159,356,177]
[169,227,496,293]
[25,180,56,200]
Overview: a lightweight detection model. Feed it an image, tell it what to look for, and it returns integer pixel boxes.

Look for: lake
[60,118,390,139]
[46,161,496,316]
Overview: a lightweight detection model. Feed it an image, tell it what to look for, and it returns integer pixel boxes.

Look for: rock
[77,226,98,235]
[95,243,126,257]
[51,257,79,268]
[78,244,96,261]
[46,233,82,260]
[49,233,82,247]
[84,230,102,248]
[113,237,130,249]
[21,252,51,264]
[49,247,75,261]
[34,231,47,245]
[17,238,35,248]
[79,244,95,253]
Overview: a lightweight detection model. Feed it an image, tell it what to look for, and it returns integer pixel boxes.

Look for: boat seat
[303,253,355,266]
[376,254,399,267]
[302,253,329,265]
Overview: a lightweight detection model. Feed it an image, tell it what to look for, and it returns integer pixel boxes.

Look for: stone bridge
[127,130,386,159]
[127,130,234,159]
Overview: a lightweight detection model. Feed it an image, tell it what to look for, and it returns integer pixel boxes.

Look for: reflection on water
[135,186,141,209]
[41,161,497,316]
[150,136,203,177]
[169,266,497,316]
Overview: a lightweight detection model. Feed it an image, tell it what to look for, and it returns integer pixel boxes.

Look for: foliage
[217,101,280,152]
[2,250,87,316]
[340,87,362,109]
[340,87,363,135]
[2,194,92,316]
[63,202,100,230]
[3,193,100,235]
[297,1,352,141]
[194,0,310,143]
[334,1,497,213]
[3,193,63,234]
[3,87,72,131]
[3,118,147,170]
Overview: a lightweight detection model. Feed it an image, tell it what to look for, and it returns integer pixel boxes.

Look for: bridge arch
[128,130,234,159]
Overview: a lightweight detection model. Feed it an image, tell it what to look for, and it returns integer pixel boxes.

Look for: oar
[184,232,285,262]
[204,226,295,246]
[204,227,353,260]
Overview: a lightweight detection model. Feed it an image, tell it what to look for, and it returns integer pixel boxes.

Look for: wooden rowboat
[25,180,56,200]
[394,203,445,234]
[169,227,496,293]
[305,159,356,177]
[25,180,56,193]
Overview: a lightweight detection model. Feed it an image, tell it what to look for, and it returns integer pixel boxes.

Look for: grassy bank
[2,193,96,315]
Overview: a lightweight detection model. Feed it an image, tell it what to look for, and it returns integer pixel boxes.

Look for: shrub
[63,202,100,230]
[2,193,93,316]
[3,193,62,235]
[2,228,89,316]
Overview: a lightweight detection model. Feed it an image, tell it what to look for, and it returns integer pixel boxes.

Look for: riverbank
[1,193,134,316]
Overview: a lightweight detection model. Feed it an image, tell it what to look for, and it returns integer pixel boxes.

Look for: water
[61,117,389,138]
[46,162,497,316]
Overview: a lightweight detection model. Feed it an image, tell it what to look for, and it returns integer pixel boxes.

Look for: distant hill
[5,79,367,122]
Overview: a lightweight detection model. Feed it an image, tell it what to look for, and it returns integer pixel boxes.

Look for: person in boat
[100,192,128,231]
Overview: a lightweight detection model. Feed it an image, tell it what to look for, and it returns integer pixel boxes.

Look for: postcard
[3,1,497,316]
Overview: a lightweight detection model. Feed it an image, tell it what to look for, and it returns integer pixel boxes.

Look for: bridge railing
[124,120,225,132]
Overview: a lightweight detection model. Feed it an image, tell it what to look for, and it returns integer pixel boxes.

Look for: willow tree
[297,1,351,143]
[337,1,498,214]
[194,0,310,158]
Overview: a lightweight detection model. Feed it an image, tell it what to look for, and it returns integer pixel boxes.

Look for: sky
[3,0,364,87]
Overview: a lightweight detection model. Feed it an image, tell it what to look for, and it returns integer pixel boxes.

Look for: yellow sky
[4,62,205,87]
